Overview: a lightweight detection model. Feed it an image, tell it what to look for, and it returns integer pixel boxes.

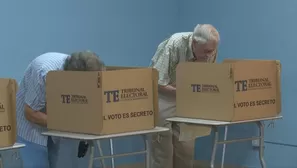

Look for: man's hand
[24,104,47,127]
[159,85,176,98]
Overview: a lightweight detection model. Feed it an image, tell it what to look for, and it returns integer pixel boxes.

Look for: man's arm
[158,85,176,97]
[24,68,47,127]
[24,104,47,127]
[150,42,178,98]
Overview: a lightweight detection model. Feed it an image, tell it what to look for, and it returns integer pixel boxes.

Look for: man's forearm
[24,104,47,127]
[158,85,176,97]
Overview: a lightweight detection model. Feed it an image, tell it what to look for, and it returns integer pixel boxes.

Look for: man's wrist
[159,84,176,97]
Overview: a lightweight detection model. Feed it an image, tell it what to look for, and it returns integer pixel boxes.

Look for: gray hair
[64,51,105,71]
[193,24,220,45]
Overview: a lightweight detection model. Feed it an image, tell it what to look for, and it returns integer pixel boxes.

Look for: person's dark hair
[63,51,105,71]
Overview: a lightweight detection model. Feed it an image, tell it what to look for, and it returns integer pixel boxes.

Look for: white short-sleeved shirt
[150,32,217,86]
[16,52,68,146]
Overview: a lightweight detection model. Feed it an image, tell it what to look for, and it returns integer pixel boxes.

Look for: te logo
[191,84,201,92]
[104,90,120,103]
[61,94,71,104]
[235,80,248,92]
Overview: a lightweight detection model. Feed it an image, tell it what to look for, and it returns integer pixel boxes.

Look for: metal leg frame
[88,140,95,168]
[87,140,106,168]
[221,126,228,168]
[12,150,23,168]
[87,134,151,168]
[144,134,151,168]
[0,154,3,168]
[18,150,24,168]
[257,121,266,168]
[210,121,266,168]
[210,127,219,168]
[0,150,23,168]
[109,139,115,168]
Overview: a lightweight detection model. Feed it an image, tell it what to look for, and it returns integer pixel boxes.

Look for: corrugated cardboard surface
[176,61,279,121]
[0,78,17,147]
[224,59,281,114]
[176,63,234,121]
[46,67,159,135]
[108,161,244,168]
[232,61,278,120]
[106,66,160,127]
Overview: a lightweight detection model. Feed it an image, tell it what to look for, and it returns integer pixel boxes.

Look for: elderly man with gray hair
[150,24,220,168]
[16,51,105,168]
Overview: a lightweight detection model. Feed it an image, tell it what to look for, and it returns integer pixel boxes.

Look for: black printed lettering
[256,99,276,106]
[237,101,249,108]
[249,101,255,106]
[130,110,154,118]
[105,114,122,120]
[103,111,154,120]
[0,125,12,132]
[123,113,129,118]
[234,99,276,108]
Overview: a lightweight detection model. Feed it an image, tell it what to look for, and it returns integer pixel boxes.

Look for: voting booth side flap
[105,66,159,128]
[176,60,280,122]
[46,71,104,135]
[176,62,234,121]
[0,78,18,147]
[46,67,158,135]
[99,66,159,134]
[223,59,281,115]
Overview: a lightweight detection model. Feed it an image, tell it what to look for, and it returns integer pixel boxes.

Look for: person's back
[17,52,68,146]
[16,51,105,168]
[164,32,192,49]
[151,32,193,66]
[150,24,220,168]
[16,52,68,168]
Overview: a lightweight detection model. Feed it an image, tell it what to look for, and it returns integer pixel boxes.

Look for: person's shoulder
[31,52,69,72]
[33,52,68,63]
[35,52,68,60]
[169,32,192,48]
[170,32,192,39]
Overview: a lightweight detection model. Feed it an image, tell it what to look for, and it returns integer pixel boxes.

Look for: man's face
[192,40,217,62]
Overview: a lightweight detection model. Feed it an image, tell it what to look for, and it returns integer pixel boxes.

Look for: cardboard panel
[224,59,281,116]
[176,60,280,122]
[46,71,103,134]
[176,62,234,121]
[0,79,17,147]
[152,68,159,126]
[106,66,143,71]
[232,61,278,121]
[9,79,18,146]
[101,69,155,134]
[46,68,157,135]
[106,66,159,125]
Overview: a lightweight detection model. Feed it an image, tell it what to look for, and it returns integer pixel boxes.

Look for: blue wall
[180,0,297,167]
[1,0,296,167]
[0,0,178,167]
[0,0,179,80]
